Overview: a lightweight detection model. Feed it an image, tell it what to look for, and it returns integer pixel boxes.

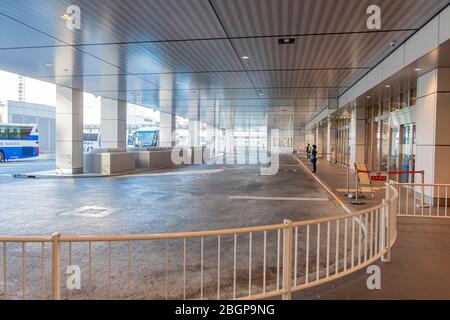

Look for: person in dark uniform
[310,145,318,173]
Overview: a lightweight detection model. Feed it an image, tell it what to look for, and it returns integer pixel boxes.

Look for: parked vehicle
[0,124,39,161]
[83,132,101,152]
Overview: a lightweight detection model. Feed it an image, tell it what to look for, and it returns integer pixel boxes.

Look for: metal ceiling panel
[268,98,328,107]
[79,39,243,74]
[136,71,254,90]
[212,0,449,37]
[37,74,159,93]
[0,46,121,78]
[262,88,339,99]
[232,31,413,71]
[0,0,226,45]
[0,0,448,126]
[0,14,65,49]
[247,69,363,88]
[175,88,261,100]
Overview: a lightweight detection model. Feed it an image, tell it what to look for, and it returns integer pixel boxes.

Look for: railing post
[51,233,61,300]
[381,193,391,262]
[345,165,350,197]
[379,200,387,262]
[421,170,425,208]
[384,182,392,262]
[282,220,293,300]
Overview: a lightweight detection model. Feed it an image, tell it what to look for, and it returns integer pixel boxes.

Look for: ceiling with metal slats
[0,0,449,129]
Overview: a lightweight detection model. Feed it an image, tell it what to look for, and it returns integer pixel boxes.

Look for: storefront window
[366,122,373,169]
[409,86,417,106]
[366,105,373,119]
[381,98,390,115]
[390,125,400,178]
[390,96,396,112]
[380,120,390,171]
[373,103,379,118]
[373,121,380,171]
[335,117,351,166]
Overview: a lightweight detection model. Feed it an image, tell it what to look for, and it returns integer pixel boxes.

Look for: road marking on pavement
[229,196,329,202]
[336,187,385,192]
[291,155,352,214]
[120,168,225,178]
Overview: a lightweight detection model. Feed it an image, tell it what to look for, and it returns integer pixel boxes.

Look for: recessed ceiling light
[278,38,295,45]
[241,55,250,60]
[366,96,371,99]
[385,85,391,88]
[414,68,421,71]
[60,14,73,20]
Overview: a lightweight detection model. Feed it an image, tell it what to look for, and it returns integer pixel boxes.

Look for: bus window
[21,127,32,139]
[8,127,21,139]
[0,127,7,138]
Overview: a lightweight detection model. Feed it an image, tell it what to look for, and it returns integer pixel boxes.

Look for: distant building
[18,75,26,102]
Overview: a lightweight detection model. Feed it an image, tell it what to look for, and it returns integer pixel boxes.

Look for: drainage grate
[58,206,117,218]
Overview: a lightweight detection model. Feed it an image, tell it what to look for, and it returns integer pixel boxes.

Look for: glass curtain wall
[335,117,351,166]
[365,79,417,179]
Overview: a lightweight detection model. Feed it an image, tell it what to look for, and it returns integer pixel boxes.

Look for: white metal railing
[0,184,398,300]
[395,182,450,218]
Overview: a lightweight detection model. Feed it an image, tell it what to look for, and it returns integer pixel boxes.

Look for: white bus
[83,132,101,152]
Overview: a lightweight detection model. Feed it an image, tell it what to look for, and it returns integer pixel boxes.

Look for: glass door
[380,120,390,172]
[390,125,400,181]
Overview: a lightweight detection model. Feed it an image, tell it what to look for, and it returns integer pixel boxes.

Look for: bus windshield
[136,130,158,147]
[83,133,99,142]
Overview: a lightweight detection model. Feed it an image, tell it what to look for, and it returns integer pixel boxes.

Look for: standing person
[310,145,318,173]
[305,143,311,159]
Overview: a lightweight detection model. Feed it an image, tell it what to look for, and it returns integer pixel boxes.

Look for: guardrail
[395,182,450,218]
[0,184,398,300]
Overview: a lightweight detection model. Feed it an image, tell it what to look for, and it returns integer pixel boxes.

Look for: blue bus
[0,124,40,162]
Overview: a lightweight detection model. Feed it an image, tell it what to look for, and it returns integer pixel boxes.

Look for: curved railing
[0,184,398,300]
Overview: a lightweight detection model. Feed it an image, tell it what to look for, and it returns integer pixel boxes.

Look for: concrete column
[205,101,215,156]
[350,106,366,165]
[305,129,313,147]
[315,125,320,146]
[159,76,176,148]
[214,100,221,155]
[188,94,200,147]
[56,86,83,174]
[224,108,235,153]
[101,98,126,150]
[416,68,450,185]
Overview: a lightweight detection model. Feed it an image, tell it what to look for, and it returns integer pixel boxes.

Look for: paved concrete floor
[1,154,349,300]
[5,155,448,300]
[0,154,344,236]
[0,159,55,176]
[295,157,450,300]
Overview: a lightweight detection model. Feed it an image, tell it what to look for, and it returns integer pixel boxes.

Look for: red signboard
[370,174,388,182]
